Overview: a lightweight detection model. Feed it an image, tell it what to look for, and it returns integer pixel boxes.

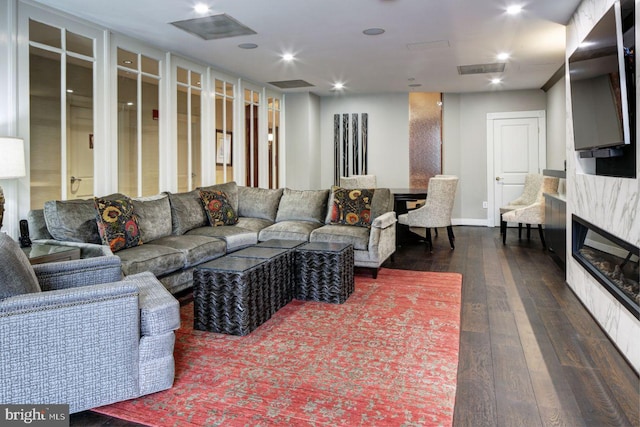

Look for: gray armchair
[0,233,180,413]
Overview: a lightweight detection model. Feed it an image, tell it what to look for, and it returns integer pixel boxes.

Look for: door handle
[70,176,82,185]
[495,176,502,182]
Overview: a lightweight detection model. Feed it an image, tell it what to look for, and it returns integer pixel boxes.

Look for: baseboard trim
[451,218,490,227]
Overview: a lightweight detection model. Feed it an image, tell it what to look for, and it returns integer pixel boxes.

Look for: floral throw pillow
[199,190,238,226]
[329,187,375,228]
[94,197,142,252]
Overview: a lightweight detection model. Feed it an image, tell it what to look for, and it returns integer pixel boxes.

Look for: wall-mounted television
[569,1,635,159]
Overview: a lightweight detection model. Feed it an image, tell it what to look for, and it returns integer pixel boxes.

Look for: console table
[544,193,566,268]
[390,188,428,216]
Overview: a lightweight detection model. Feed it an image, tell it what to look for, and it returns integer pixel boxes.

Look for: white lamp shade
[0,137,26,179]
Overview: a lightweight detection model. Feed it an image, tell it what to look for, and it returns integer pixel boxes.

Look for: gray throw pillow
[167,190,209,235]
[275,188,330,224]
[133,194,172,242]
[237,187,284,221]
[0,234,41,300]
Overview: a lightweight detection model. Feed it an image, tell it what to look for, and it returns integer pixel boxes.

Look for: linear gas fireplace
[572,215,639,319]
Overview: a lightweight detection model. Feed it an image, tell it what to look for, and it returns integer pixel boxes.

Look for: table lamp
[0,137,26,230]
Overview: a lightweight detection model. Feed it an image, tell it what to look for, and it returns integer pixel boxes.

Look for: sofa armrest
[33,255,123,291]
[371,211,397,229]
[123,272,180,335]
[502,202,544,225]
[0,282,140,412]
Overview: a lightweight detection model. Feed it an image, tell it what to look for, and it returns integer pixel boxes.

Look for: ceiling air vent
[268,80,315,89]
[457,63,506,75]
[170,13,256,40]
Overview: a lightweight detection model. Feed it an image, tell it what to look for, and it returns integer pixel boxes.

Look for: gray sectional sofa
[28,182,397,294]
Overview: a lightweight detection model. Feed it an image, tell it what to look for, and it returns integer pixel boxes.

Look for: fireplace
[572,215,639,319]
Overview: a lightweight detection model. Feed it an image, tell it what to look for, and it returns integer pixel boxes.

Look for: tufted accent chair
[499,173,544,235]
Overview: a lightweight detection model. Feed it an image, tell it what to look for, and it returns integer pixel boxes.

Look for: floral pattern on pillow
[199,190,238,226]
[330,187,375,228]
[94,197,142,252]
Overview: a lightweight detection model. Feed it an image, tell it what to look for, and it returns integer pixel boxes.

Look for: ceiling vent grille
[268,80,315,89]
[457,63,506,75]
[170,14,256,40]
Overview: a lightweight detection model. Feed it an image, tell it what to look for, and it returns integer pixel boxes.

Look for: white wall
[442,90,547,222]
[545,76,567,170]
[566,0,639,373]
[319,93,410,189]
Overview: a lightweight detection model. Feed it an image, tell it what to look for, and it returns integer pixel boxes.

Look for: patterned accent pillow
[94,197,142,252]
[199,190,239,226]
[329,187,375,228]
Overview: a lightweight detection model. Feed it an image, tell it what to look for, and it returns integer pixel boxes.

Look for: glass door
[176,66,202,191]
[214,78,235,183]
[267,95,281,189]
[244,88,260,187]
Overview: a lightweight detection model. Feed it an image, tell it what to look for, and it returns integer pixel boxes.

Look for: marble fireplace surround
[566,0,639,374]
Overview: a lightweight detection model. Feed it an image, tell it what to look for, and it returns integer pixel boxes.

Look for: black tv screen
[569,2,634,152]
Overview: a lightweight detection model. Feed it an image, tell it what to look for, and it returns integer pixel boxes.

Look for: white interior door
[67,105,94,199]
[487,111,546,226]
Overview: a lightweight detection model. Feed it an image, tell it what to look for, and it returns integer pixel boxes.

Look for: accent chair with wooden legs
[397,176,459,252]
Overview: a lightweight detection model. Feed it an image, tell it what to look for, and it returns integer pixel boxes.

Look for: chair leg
[518,223,523,239]
[526,224,531,240]
[538,224,547,250]
[425,228,432,252]
[503,223,507,245]
[500,213,505,235]
[371,268,379,279]
[434,228,439,237]
[447,225,455,249]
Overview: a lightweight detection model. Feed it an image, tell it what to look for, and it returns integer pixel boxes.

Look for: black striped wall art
[333,113,369,185]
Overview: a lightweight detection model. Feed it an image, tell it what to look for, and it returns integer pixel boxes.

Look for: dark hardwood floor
[71,226,640,426]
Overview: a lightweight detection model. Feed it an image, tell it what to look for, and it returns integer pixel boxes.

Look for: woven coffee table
[294,242,354,304]
[229,246,293,315]
[193,256,269,336]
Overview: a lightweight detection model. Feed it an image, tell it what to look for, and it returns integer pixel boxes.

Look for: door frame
[486,110,546,227]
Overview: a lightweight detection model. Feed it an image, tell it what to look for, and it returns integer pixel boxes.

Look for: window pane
[191,71,201,87]
[118,48,137,70]
[66,31,93,57]
[117,69,138,196]
[141,75,159,196]
[30,20,61,48]
[141,55,159,75]
[215,79,224,94]
[30,46,61,209]
[177,67,188,85]
[192,89,202,189]
[177,86,188,192]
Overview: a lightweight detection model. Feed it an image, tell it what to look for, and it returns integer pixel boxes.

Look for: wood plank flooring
[71,226,640,426]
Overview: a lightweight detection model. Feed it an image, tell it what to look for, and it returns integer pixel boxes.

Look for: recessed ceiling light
[333,82,345,90]
[194,3,210,14]
[282,53,294,62]
[491,78,502,84]
[363,28,385,36]
[408,83,422,88]
[238,43,258,49]
[497,52,510,61]
[506,5,523,15]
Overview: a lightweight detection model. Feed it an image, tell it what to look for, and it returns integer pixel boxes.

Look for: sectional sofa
[28,182,397,294]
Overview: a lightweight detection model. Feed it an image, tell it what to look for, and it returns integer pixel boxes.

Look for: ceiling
[33,0,582,96]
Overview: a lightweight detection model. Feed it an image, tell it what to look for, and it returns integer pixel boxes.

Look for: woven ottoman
[193,256,269,336]
[229,246,294,315]
[294,242,354,304]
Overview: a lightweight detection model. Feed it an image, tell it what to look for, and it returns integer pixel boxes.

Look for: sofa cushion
[258,220,323,242]
[310,225,370,251]
[329,187,375,228]
[94,197,143,252]
[43,193,125,243]
[167,190,208,235]
[147,235,226,268]
[198,181,238,213]
[275,188,329,223]
[186,226,257,252]
[132,194,172,242]
[116,244,185,277]
[237,187,284,221]
[199,190,238,226]
[0,233,41,300]
[237,217,274,232]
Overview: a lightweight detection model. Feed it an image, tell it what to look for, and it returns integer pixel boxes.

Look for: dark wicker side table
[294,242,355,304]
[193,256,269,336]
[228,246,294,315]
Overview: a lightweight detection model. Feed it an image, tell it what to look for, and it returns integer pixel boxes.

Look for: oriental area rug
[95,268,463,426]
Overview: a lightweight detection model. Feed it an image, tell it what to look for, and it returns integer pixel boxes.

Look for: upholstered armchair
[502,176,559,248]
[397,176,459,251]
[0,233,180,413]
[340,174,377,188]
[499,173,543,235]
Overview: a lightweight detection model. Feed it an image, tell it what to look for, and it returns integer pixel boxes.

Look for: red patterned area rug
[94,268,462,426]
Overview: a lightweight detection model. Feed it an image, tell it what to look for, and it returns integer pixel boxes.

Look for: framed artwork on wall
[216,130,232,165]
